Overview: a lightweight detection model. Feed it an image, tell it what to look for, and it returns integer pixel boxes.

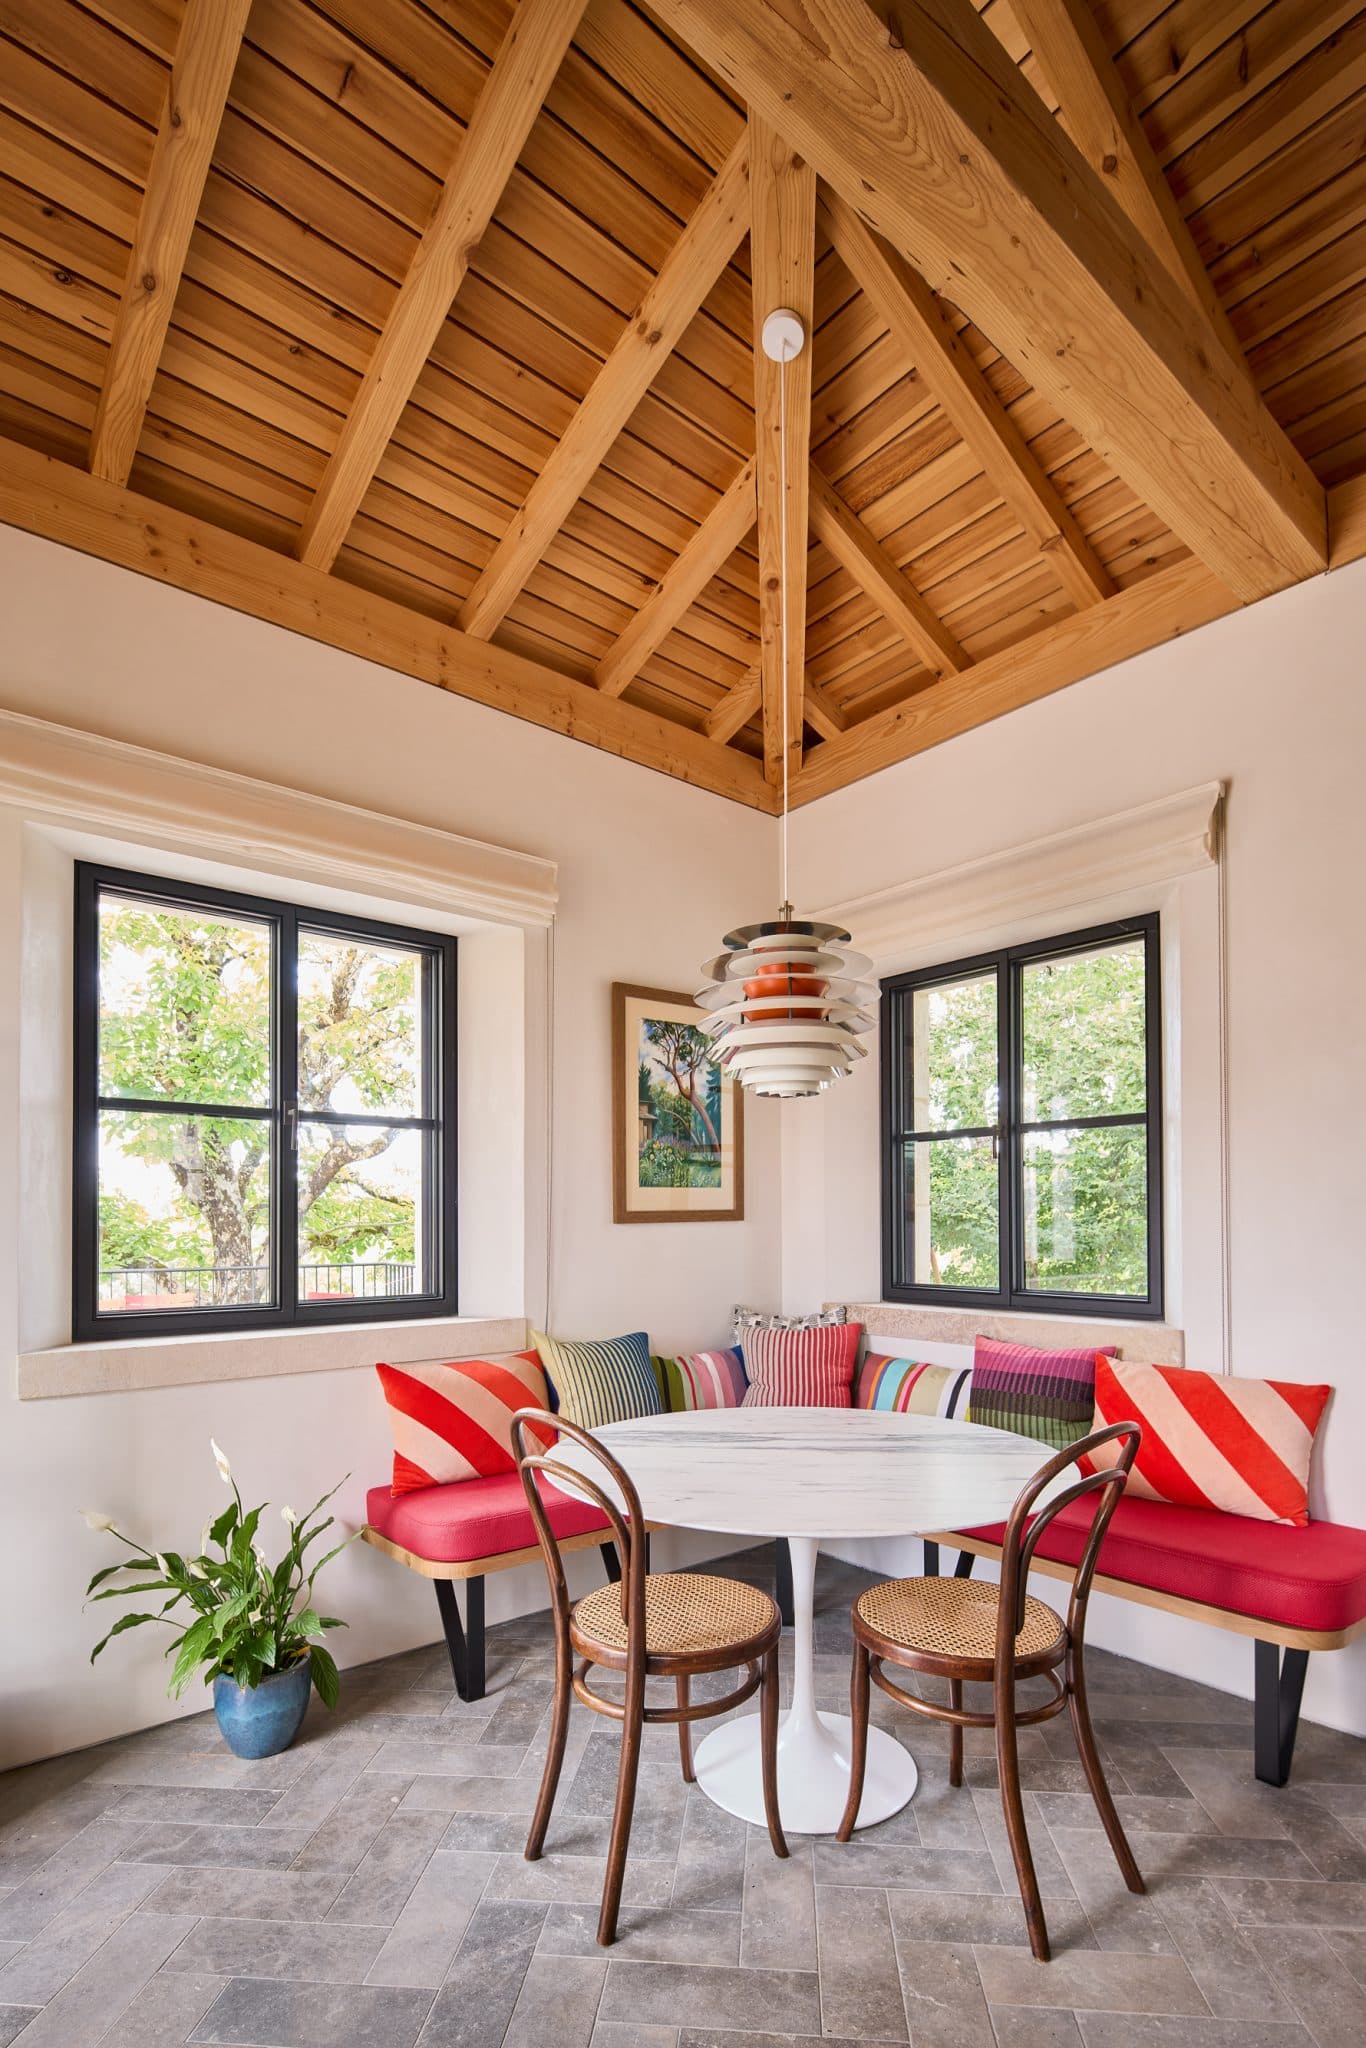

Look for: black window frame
[880,915,1163,1319]
[73,862,458,1343]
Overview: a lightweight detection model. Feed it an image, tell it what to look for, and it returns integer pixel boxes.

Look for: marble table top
[553,1407,1061,1542]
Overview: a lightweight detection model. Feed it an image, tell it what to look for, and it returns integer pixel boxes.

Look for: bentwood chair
[837,1422,1144,1961]
[511,1410,788,1945]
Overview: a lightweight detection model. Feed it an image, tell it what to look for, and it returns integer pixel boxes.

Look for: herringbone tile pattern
[1,1550,1363,2046]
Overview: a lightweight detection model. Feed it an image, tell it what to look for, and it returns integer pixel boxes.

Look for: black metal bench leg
[1255,1639,1309,1786]
[600,1541,622,1584]
[923,1540,941,1577]
[954,1550,976,1580]
[434,1576,485,1704]
[775,1537,795,1628]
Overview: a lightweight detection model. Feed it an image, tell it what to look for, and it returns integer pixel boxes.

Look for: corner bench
[925,1494,1366,1785]
[364,1471,660,1702]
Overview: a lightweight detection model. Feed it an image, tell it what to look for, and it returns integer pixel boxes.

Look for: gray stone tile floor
[1,1547,1364,2046]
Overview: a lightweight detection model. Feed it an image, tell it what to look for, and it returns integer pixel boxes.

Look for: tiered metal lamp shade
[695,916,877,1098]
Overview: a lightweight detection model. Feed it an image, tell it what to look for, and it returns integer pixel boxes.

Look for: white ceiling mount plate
[761,307,806,362]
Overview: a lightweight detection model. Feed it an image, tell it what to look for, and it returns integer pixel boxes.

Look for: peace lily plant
[82,1441,360,1726]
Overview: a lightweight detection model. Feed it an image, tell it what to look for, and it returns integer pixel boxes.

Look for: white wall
[785,558,1366,1736]
[0,525,782,1768]
[3,521,1363,1766]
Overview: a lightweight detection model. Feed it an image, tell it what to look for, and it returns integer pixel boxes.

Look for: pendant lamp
[696,310,876,1099]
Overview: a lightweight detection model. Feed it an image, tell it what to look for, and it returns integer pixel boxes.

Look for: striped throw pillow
[856,1355,972,1419]
[740,1322,861,1407]
[968,1337,1114,1449]
[533,1329,663,1430]
[1083,1358,1332,1526]
[657,1347,748,1412]
[376,1351,555,1496]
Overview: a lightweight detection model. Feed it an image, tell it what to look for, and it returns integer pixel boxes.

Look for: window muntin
[881,918,1161,1317]
[75,866,456,1340]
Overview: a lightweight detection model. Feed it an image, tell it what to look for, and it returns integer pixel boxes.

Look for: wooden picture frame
[612,982,744,1224]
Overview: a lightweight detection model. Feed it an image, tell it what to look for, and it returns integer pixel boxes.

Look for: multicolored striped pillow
[1083,1358,1332,1526]
[740,1321,861,1407]
[856,1355,973,1419]
[656,1347,748,1412]
[375,1351,555,1495]
[532,1329,663,1431]
[967,1336,1114,1449]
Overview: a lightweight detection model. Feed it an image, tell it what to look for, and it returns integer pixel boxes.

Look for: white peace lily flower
[81,1509,117,1533]
[187,1561,207,1579]
[154,1554,170,1575]
[281,1506,297,1526]
[200,1522,213,1555]
[210,1439,232,1485]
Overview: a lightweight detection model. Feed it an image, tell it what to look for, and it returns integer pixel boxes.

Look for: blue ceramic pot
[213,1658,312,1759]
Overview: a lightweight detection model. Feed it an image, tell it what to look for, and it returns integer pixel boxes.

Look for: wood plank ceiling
[0,0,1361,812]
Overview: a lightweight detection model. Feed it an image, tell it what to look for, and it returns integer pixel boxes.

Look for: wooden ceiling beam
[821,192,1114,612]
[792,555,1236,804]
[458,136,751,641]
[594,456,756,698]
[0,439,775,813]
[1007,0,1248,373]
[89,0,251,486]
[751,115,815,788]
[802,675,849,741]
[704,663,763,745]
[651,0,1326,601]
[808,463,966,677]
[297,0,588,574]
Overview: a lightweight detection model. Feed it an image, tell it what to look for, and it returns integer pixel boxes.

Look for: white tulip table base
[694,1533,917,1834]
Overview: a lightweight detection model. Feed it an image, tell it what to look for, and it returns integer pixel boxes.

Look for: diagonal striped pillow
[1083,1358,1332,1526]
[376,1351,555,1495]
[740,1322,861,1407]
[656,1347,748,1412]
[856,1355,973,1419]
[533,1329,662,1431]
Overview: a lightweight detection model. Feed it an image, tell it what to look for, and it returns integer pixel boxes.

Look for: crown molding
[0,705,558,928]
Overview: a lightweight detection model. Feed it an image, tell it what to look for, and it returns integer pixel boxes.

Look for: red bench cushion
[961,1495,1366,1637]
[366,1471,609,1566]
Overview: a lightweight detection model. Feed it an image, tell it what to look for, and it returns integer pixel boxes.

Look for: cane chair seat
[574,1572,778,1657]
[856,1575,1066,1666]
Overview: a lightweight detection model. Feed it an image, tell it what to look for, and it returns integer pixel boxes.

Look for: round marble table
[553,1406,1061,1837]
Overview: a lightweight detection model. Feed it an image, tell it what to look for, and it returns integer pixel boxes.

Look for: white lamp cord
[778,346,791,914]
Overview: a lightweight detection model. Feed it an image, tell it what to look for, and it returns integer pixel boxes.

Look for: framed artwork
[612,982,744,1224]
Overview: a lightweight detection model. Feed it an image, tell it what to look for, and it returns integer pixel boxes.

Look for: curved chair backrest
[511,1409,647,1658]
[996,1422,1141,1661]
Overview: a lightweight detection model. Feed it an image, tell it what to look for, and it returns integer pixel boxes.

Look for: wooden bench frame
[925,1534,1366,1787]
[364,1525,797,1703]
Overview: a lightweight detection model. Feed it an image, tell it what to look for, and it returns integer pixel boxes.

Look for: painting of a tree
[614,984,742,1221]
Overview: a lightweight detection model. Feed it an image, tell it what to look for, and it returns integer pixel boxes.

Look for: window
[881,917,1162,1318]
[73,865,456,1341]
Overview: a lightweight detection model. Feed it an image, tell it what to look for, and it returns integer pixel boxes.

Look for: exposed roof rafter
[651,0,1327,601]
[297,0,588,573]
[89,0,251,486]
[595,456,756,699]
[704,664,763,745]
[458,134,751,642]
[808,463,966,679]
[1008,0,1249,373]
[750,115,815,788]
[820,190,1115,613]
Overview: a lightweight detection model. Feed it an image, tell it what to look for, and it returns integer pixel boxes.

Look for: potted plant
[83,1440,363,1758]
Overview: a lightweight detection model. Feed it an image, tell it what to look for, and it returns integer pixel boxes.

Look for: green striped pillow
[532,1329,662,1431]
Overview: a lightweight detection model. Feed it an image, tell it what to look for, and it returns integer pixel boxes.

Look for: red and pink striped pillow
[376,1351,556,1496]
[740,1322,862,1408]
[1083,1358,1332,1526]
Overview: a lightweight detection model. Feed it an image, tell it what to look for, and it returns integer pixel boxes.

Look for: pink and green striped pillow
[655,1346,748,1412]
